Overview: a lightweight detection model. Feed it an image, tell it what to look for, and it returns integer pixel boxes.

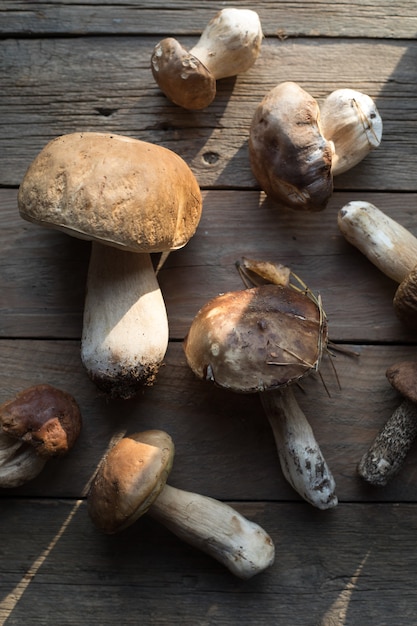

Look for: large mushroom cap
[249,82,333,212]
[88,430,174,534]
[18,132,202,253]
[0,384,82,457]
[183,283,328,393]
[386,362,417,404]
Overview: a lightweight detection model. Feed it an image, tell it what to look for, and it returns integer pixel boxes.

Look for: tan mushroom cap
[151,38,216,110]
[393,268,417,328]
[0,384,82,457]
[386,362,417,405]
[18,132,202,253]
[183,284,328,393]
[88,430,174,534]
[249,82,333,211]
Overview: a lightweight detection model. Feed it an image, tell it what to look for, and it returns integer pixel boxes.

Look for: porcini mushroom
[18,132,202,399]
[249,83,382,211]
[358,362,417,486]
[183,263,337,509]
[338,200,417,328]
[151,8,263,110]
[88,430,275,578]
[319,89,382,176]
[0,384,82,487]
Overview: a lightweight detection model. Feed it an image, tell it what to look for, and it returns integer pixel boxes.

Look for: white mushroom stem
[81,242,169,399]
[0,432,47,488]
[320,89,382,176]
[260,387,338,510]
[338,201,417,283]
[189,8,263,79]
[358,399,417,486]
[148,483,275,579]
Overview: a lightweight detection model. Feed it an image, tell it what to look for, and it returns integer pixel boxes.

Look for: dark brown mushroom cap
[183,283,328,393]
[87,430,175,534]
[0,384,82,457]
[248,82,333,211]
[151,38,216,110]
[386,362,417,404]
[393,268,417,328]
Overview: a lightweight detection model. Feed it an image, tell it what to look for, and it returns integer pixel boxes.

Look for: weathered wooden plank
[1,498,417,625]
[1,339,417,503]
[2,188,416,343]
[1,0,416,38]
[1,37,415,188]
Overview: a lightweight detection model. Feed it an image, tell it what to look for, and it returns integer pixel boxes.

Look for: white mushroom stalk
[338,200,417,327]
[81,244,169,398]
[189,8,263,79]
[320,89,383,176]
[147,484,275,579]
[261,387,337,509]
[151,8,263,110]
[0,432,47,488]
[87,430,274,579]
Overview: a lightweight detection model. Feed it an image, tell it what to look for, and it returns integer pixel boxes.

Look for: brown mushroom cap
[386,362,417,404]
[18,132,202,253]
[248,82,333,211]
[183,283,328,393]
[393,268,417,328]
[151,38,216,110]
[0,384,82,457]
[88,430,174,534]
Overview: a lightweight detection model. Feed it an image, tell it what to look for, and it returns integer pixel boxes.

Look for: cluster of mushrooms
[1,7,414,578]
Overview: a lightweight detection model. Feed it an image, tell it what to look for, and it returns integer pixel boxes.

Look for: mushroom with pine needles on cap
[151,8,263,110]
[18,132,202,400]
[183,258,338,510]
[88,429,275,579]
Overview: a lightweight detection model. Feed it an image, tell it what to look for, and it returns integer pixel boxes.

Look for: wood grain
[2,2,417,623]
[1,37,416,187]
[1,499,417,625]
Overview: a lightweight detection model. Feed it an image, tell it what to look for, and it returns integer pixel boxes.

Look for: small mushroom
[249,83,382,211]
[18,132,202,399]
[358,362,417,486]
[88,430,275,579]
[338,200,417,328]
[151,8,263,110]
[319,89,382,176]
[183,266,337,509]
[0,384,82,487]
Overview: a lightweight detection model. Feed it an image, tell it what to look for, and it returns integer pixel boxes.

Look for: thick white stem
[189,8,262,79]
[320,89,382,176]
[261,387,337,510]
[148,483,275,579]
[81,242,169,399]
[0,433,47,488]
[338,201,417,283]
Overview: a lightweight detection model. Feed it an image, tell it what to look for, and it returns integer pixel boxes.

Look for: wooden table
[1,2,417,624]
